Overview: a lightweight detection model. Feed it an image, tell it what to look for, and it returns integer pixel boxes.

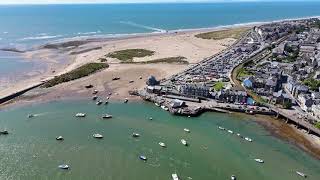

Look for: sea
[1,2,320,84]
[0,100,319,180]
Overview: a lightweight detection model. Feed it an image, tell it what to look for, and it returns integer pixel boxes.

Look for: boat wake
[19,35,63,41]
[119,21,167,33]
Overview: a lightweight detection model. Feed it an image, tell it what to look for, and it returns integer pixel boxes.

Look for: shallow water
[0,100,319,180]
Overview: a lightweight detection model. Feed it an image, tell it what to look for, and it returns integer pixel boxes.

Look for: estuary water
[0,100,319,180]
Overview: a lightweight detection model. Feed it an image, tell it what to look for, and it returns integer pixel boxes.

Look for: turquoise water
[0,2,320,82]
[0,100,319,180]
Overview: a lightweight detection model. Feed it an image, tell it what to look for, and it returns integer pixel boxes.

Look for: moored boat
[124,98,128,103]
[93,133,103,139]
[159,142,166,147]
[139,155,147,161]
[245,137,253,142]
[92,89,98,94]
[0,130,8,135]
[227,130,233,134]
[155,103,160,107]
[56,136,64,141]
[161,105,169,111]
[28,114,35,118]
[96,100,103,105]
[132,133,140,137]
[181,139,188,146]
[75,113,86,117]
[218,126,225,130]
[254,158,264,163]
[184,128,190,133]
[172,173,180,180]
[102,114,112,119]
[92,95,98,100]
[149,117,153,120]
[58,164,69,170]
[231,175,236,180]
[296,171,307,178]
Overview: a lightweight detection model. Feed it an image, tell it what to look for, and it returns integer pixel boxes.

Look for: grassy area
[315,122,320,130]
[303,78,320,91]
[238,67,253,78]
[121,56,188,64]
[43,63,109,88]
[195,27,250,40]
[214,81,224,91]
[106,49,155,62]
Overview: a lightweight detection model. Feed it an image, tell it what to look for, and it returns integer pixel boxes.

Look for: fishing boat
[172,173,180,180]
[75,113,86,117]
[93,134,103,139]
[58,164,69,170]
[92,95,98,100]
[132,133,140,137]
[296,171,307,178]
[155,103,160,107]
[181,139,188,146]
[228,130,234,134]
[254,159,264,163]
[159,142,166,147]
[184,128,190,133]
[102,114,112,119]
[218,126,225,130]
[56,136,64,141]
[139,155,147,161]
[231,175,236,180]
[245,137,253,142]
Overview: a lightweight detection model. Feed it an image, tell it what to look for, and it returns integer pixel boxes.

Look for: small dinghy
[132,133,140,138]
[105,101,109,105]
[56,136,64,141]
[28,114,35,118]
[58,164,69,170]
[92,89,98,94]
[184,128,190,133]
[92,96,98,100]
[218,126,225,130]
[75,113,86,117]
[227,130,233,134]
[155,103,160,107]
[159,142,166,148]
[161,105,169,111]
[172,173,180,180]
[149,117,153,120]
[102,114,112,119]
[296,171,307,178]
[245,137,253,142]
[93,134,103,139]
[254,159,264,163]
[124,98,128,103]
[139,155,147,161]
[181,139,188,146]
[96,100,103,105]
[231,175,236,180]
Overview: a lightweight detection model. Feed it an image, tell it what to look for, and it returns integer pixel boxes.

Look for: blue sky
[0,0,316,4]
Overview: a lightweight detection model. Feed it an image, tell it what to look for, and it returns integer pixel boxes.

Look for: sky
[0,0,316,5]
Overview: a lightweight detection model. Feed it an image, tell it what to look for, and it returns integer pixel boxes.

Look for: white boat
[184,128,190,133]
[155,103,160,107]
[296,171,307,178]
[93,89,98,94]
[149,117,153,120]
[93,134,103,139]
[181,139,188,146]
[102,114,112,119]
[237,133,241,137]
[231,175,236,180]
[56,136,64,141]
[96,100,102,105]
[124,98,128,103]
[254,159,264,163]
[228,130,234,134]
[132,133,140,137]
[245,137,253,142]
[172,173,180,180]
[218,126,225,130]
[139,155,147,161]
[161,105,169,111]
[159,142,166,147]
[75,113,86,117]
[58,164,69,170]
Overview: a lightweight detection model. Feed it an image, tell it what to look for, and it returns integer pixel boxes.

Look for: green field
[195,27,250,40]
[43,63,109,88]
[106,49,155,62]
